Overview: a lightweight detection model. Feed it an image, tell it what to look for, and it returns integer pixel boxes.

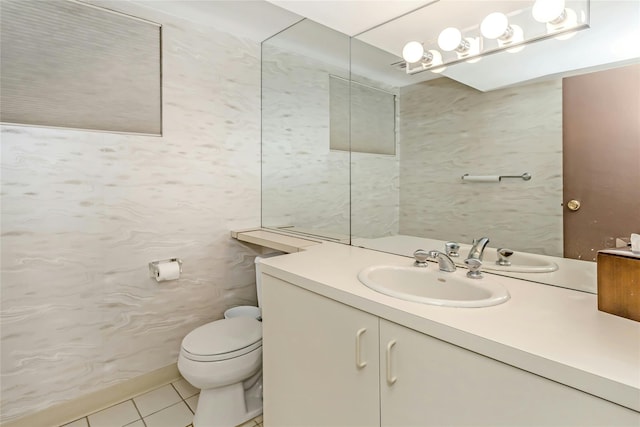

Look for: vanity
[256,0,640,424]
[258,242,640,426]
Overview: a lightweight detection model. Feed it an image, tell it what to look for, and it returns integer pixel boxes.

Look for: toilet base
[193,372,262,427]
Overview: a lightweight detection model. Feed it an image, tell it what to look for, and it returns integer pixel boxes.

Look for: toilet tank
[255,252,283,308]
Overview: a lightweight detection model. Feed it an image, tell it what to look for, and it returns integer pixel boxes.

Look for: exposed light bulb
[549,8,579,39]
[481,12,509,39]
[425,49,444,72]
[532,0,566,23]
[504,25,525,53]
[438,27,463,52]
[402,41,425,63]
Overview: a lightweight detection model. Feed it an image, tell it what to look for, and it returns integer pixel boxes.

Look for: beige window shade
[0,0,161,134]
[330,76,396,155]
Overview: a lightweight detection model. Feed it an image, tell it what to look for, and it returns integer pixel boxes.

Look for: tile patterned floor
[60,378,263,427]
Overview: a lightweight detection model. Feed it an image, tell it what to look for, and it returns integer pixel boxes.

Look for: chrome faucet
[428,250,456,272]
[465,237,490,279]
[413,249,429,267]
[464,258,483,279]
[496,248,514,266]
[467,237,490,261]
[444,241,460,258]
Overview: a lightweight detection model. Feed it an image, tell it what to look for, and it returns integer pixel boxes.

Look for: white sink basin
[479,250,559,273]
[358,265,510,308]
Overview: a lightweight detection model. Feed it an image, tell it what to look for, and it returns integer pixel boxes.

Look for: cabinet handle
[386,339,397,385]
[355,328,367,369]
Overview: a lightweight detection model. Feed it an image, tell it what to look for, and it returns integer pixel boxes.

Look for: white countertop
[260,242,640,412]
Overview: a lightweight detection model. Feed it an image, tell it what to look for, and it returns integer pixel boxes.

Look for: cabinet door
[380,319,639,426]
[262,275,380,427]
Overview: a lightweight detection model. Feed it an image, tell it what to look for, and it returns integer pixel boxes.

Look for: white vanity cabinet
[262,274,380,426]
[379,319,638,426]
[262,274,640,427]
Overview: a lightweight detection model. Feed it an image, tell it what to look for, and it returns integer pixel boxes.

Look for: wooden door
[563,64,640,260]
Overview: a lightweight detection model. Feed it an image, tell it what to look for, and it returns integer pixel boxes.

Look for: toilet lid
[181,317,262,360]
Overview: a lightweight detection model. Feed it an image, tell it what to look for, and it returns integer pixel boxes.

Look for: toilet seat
[181,317,262,362]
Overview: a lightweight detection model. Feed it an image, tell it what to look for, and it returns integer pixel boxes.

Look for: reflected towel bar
[461,173,531,182]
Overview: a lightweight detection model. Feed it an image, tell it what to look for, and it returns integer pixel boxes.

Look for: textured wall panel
[0,6,261,423]
[399,78,563,256]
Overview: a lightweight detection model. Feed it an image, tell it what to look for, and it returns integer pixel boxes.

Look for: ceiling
[265,0,436,36]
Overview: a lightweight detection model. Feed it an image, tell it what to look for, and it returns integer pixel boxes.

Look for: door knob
[567,199,581,211]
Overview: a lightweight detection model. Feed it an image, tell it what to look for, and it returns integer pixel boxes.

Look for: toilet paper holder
[148,258,183,279]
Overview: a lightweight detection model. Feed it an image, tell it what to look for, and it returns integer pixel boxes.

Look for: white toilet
[178,253,279,427]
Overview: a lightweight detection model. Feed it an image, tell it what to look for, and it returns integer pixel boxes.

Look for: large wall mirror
[261,0,639,293]
[261,19,352,242]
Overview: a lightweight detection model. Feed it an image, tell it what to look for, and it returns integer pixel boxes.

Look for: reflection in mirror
[350,0,639,293]
[261,19,351,242]
[330,76,396,155]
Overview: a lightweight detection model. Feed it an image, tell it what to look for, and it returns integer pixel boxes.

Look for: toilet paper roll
[462,175,501,183]
[155,261,180,282]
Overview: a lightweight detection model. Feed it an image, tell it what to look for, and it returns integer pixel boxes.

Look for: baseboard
[2,363,180,427]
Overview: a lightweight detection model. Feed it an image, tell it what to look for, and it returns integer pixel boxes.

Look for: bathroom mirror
[260,1,638,294]
[348,0,639,292]
[261,19,352,242]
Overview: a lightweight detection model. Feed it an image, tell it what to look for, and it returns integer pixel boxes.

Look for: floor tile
[237,420,257,427]
[172,378,199,399]
[88,401,140,427]
[124,421,145,427]
[134,384,182,417]
[61,418,88,427]
[143,401,193,427]
[254,414,263,424]
[185,394,199,413]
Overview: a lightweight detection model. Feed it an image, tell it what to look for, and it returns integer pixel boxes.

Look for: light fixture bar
[403,0,590,75]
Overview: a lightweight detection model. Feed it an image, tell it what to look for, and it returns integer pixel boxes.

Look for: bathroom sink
[358,265,510,308]
[479,250,559,273]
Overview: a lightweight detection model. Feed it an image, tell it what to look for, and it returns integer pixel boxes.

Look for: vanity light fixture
[402,41,426,63]
[532,0,567,24]
[532,0,578,39]
[401,0,590,76]
[401,41,446,72]
[480,12,525,53]
[437,27,481,62]
[437,27,468,52]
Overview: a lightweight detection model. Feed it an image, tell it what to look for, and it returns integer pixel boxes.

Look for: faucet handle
[413,249,429,268]
[464,258,483,279]
[496,248,514,266]
[445,241,460,258]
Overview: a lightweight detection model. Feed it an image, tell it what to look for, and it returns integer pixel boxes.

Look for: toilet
[177,253,280,427]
